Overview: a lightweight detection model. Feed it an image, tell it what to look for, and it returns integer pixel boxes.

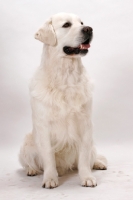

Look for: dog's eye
[81,22,84,25]
[62,22,71,28]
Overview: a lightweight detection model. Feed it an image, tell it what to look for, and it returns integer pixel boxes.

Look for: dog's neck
[40,45,85,86]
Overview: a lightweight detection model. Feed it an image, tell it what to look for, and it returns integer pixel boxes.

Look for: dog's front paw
[42,173,58,189]
[81,176,97,187]
[42,178,58,189]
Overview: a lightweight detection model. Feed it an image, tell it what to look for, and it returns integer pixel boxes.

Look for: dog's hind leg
[19,133,43,176]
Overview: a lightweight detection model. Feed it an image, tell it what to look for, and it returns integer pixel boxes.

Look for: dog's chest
[31,77,92,117]
[31,62,92,117]
[47,82,91,117]
[30,65,92,151]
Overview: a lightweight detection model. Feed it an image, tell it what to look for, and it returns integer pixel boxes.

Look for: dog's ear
[35,18,56,46]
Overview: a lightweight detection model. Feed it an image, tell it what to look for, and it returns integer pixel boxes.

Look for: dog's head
[35,13,93,57]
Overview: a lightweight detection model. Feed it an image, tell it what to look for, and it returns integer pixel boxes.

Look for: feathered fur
[19,13,107,188]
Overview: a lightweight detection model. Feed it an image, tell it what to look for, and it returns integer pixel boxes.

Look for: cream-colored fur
[19,13,107,189]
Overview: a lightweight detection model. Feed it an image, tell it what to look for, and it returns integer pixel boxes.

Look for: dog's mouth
[63,38,91,55]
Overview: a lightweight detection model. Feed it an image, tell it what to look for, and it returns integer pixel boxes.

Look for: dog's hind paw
[26,167,38,176]
[93,155,107,170]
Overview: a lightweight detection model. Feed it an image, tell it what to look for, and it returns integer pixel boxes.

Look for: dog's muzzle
[63,26,93,56]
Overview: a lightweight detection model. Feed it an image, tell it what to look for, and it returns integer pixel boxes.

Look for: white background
[0,0,133,199]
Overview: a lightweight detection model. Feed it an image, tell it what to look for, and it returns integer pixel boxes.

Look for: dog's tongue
[80,44,90,49]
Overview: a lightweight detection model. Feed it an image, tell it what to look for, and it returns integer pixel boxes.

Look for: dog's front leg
[31,98,58,189]
[78,121,97,187]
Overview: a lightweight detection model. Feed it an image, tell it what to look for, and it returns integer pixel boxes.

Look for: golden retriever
[19,12,107,189]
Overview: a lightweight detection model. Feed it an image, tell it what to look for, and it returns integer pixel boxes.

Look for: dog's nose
[82,26,93,34]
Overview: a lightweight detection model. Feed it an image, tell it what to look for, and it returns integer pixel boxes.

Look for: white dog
[19,12,107,189]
